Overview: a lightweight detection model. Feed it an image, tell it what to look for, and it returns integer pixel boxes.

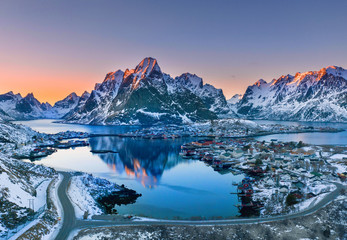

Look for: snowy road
[55,172,345,240]
[54,172,76,240]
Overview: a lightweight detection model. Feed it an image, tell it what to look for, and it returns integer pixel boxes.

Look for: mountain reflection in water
[89,136,193,188]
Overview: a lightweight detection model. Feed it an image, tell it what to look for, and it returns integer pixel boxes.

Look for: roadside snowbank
[67,174,103,219]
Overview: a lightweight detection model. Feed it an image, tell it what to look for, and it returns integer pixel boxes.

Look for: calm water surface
[16,120,244,219]
[253,120,347,145]
[16,119,346,219]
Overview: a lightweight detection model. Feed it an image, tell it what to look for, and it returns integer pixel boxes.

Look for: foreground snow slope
[0,153,56,237]
[0,121,57,237]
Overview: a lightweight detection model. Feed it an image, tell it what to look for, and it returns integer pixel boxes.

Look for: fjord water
[16,119,346,219]
[16,120,244,219]
[253,120,347,145]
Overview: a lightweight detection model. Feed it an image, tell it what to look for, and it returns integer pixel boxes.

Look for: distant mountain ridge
[0,91,52,120]
[1,61,346,123]
[0,91,87,120]
[231,66,347,122]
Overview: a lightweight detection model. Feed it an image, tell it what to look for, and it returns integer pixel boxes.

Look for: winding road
[54,172,76,240]
[55,172,345,240]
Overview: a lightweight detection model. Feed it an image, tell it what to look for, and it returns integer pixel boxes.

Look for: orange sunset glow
[0,1,346,238]
[1,1,346,104]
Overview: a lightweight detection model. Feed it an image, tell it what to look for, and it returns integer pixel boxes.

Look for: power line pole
[29,199,34,211]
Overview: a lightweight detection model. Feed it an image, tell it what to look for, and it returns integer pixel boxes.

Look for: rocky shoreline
[97,187,142,214]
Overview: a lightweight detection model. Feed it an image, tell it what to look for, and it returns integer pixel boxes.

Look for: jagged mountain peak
[237,65,347,122]
[24,93,35,99]
[81,91,90,99]
[2,91,22,98]
[324,65,347,79]
[269,74,293,86]
[23,93,41,105]
[54,92,79,106]
[175,73,203,89]
[227,94,242,105]
[325,65,345,72]
[62,58,228,124]
[179,72,199,78]
[134,57,162,78]
[98,70,125,92]
[124,68,135,79]
[254,79,267,87]
[40,102,53,110]
[272,66,347,87]
[66,92,78,99]
[104,70,124,82]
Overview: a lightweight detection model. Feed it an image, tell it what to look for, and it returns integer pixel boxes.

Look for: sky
[0,0,346,104]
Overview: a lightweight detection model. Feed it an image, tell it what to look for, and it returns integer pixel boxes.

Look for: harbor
[179,137,346,216]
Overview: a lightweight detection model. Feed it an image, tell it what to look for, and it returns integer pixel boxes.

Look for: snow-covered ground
[8,175,63,240]
[67,174,103,219]
[75,230,161,240]
[131,216,161,222]
[294,192,329,212]
[329,153,347,173]
[0,121,37,144]
[67,173,140,219]
[0,153,56,238]
[0,121,64,239]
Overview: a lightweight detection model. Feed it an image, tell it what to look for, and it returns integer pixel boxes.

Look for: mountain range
[0,91,89,121]
[233,66,347,122]
[63,57,227,124]
[0,58,346,123]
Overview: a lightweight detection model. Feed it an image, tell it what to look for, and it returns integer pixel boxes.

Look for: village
[0,120,345,219]
[180,138,347,217]
[117,119,341,139]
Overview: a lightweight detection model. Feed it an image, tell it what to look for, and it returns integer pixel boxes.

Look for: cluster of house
[118,125,192,139]
[52,131,89,140]
[119,120,340,140]
[189,121,340,138]
[180,138,346,216]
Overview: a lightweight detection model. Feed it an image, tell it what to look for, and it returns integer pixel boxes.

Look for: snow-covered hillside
[0,121,62,238]
[236,66,347,122]
[0,153,56,237]
[63,57,228,125]
[68,173,142,219]
[0,121,38,144]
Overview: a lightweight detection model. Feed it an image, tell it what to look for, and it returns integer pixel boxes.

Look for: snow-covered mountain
[0,91,88,120]
[0,92,53,120]
[227,94,242,105]
[47,92,86,118]
[64,57,227,125]
[2,63,346,123]
[236,66,347,122]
